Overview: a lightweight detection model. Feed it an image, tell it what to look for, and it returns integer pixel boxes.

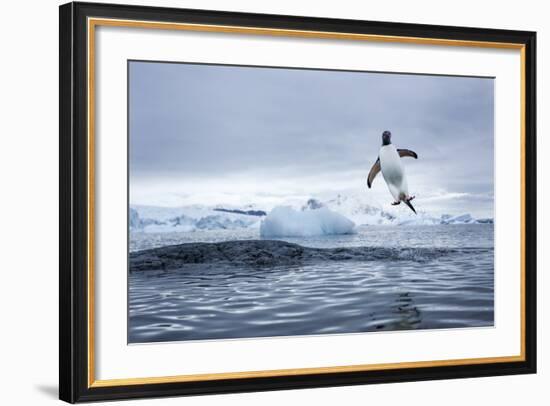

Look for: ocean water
[129,224,494,343]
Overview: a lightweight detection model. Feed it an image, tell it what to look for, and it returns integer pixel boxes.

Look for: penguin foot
[407,195,415,202]
[391,201,401,206]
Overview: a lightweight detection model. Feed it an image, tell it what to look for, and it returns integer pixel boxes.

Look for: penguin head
[382,130,392,146]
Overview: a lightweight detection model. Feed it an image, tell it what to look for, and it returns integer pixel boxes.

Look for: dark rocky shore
[129,240,457,272]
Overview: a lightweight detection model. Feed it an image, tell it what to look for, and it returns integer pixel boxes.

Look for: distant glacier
[130,205,262,233]
[130,196,493,234]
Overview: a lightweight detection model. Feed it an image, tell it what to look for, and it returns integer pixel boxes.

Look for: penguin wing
[397,149,418,159]
[367,158,381,188]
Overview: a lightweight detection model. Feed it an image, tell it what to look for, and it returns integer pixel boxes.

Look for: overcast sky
[129,61,494,217]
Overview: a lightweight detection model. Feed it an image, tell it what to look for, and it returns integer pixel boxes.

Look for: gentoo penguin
[367,130,418,214]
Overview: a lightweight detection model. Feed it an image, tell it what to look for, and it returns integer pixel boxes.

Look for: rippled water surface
[129,225,494,343]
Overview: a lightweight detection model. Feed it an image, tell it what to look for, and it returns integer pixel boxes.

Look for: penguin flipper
[397,149,418,159]
[367,157,381,188]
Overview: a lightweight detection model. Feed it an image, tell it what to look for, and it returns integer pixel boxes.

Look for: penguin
[367,130,418,214]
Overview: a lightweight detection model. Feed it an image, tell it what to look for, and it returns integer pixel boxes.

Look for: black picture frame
[60,1,536,403]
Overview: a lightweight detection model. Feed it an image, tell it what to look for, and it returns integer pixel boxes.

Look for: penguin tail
[404,199,417,214]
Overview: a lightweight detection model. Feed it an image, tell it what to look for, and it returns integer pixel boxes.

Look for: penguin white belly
[379,145,409,201]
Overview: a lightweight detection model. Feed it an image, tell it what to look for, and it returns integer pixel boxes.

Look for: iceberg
[129,208,142,230]
[260,206,356,238]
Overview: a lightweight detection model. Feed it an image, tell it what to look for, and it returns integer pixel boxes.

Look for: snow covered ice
[129,205,262,233]
[128,195,493,237]
[260,206,356,238]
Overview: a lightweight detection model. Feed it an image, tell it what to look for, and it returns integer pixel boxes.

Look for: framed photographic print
[59,1,536,403]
